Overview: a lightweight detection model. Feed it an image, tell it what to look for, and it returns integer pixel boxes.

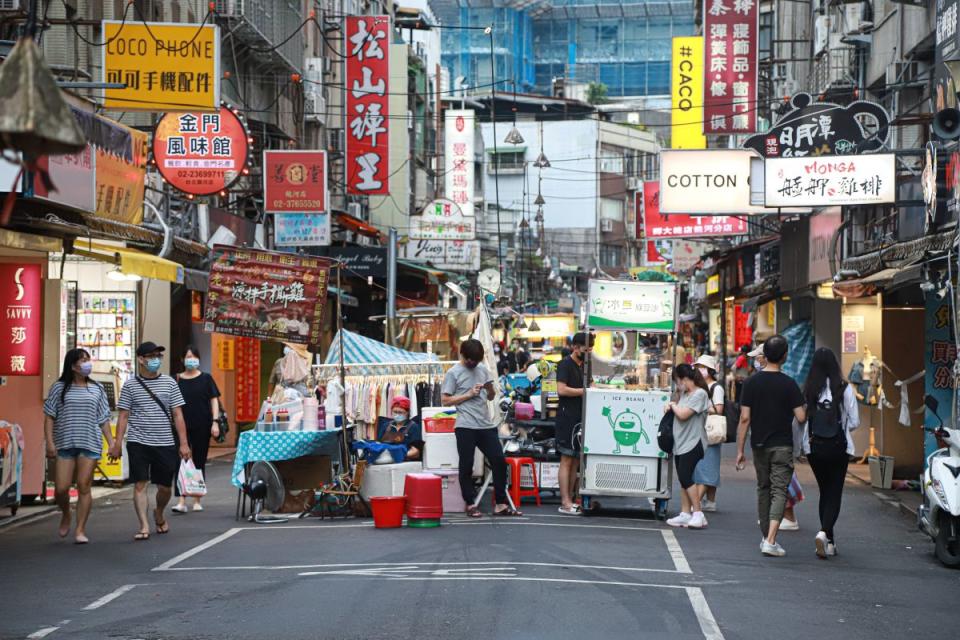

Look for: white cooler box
[421,407,484,476]
[429,469,466,513]
[360,461,423,499]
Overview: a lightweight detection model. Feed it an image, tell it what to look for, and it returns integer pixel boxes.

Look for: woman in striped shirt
[43,348,114,544]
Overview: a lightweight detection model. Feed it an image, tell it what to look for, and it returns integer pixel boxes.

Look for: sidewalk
[846,461,922,519]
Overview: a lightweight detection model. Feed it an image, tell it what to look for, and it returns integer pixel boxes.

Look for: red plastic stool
[495,457,541,507]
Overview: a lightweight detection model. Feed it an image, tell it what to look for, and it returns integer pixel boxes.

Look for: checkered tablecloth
[231,429,342,487]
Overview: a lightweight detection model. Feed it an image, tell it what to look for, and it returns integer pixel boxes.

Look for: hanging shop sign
[345,15,390,195]
[763,155,896,207]
[409,199,476,240]
[640,181,747,239]
[706,274,720,296]
[671,37,706,149]
[702,0,758,135]
[0,264,42,376]
[235,336,260,423]
[587,280,675,332]
[670,240,709,273]
[204,246,332,345]
[96,126,148,224]
[102,21,219,112]
[743,94,890,158]
[583,389,669,458]
[657,150,758,214]
[215,335,235,371]
[152,107,249,196]
[263,150,327,214]
[925,292,956,460]
[274,213,331,247]
[935,1,960,112]
[401,239,481,271]
[314,246,387,278]
[445,109,475,215]
[808,207,841,284]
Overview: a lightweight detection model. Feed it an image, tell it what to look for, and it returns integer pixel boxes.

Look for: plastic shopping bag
[177,459,207,497]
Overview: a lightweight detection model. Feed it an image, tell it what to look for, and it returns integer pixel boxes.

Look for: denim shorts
[57,447,101,461]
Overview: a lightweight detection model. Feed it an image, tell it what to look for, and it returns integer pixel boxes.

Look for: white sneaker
[667,512,693,528]
[171,504,188,514]
[192,503,204,512]
[701,499,717,512]
[826,542,837,557]
[779,518,800,531]
[815,531,829,559]
[761,540,787,557]
[687,511,708,529]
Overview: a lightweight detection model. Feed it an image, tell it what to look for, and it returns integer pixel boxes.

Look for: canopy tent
[324,329,438,366]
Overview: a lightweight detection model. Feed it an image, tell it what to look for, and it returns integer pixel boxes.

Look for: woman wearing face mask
[665,364,712,529]
[376,396,424,460]
[693,355,724,512]
[43,349,115,544]
[172,346,221,513]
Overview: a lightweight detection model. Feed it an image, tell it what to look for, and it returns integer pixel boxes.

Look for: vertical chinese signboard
[444,109,475,216]
[671,37,706,149]
[925,293,956,461]
[235,337,260,423]
[263,150,330,247]
[204,246,332,345]
[0,264,42,376]
[703,0,758,135]
[345,15,390,195]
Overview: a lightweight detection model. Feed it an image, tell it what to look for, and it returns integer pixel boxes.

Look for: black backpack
[709,383,739,444]
[657,410,674,455]
[809,383,845,440]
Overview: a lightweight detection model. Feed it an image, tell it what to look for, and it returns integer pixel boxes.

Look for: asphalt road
[2,447,959,640]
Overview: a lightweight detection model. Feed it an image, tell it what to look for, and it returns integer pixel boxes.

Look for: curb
[0,486,129,531]
[846,470,919,519]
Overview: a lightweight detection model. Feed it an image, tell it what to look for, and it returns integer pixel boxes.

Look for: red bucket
[370,496,406,529]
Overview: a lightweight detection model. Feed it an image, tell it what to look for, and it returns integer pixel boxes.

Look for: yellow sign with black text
[102,21,220,112]
[671,37,706,149]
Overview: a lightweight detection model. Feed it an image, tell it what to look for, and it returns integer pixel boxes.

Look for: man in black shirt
[556,332,593,515]
[736,335,806,557]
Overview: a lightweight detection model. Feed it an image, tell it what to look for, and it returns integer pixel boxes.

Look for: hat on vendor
[391,396,411,412]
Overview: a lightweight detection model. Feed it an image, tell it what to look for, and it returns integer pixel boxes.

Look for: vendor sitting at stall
[376,396,423,461]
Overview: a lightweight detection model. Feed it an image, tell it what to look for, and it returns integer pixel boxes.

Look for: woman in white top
[801,347,860,559]
[693,355,724,512]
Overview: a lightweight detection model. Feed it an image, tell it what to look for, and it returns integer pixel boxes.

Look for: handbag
[705,414,727,446]
[177,459,207,497]
[215,399,230,443]
[657,410,674,455]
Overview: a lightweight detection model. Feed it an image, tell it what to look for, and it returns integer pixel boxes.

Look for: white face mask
[393,413,408,423]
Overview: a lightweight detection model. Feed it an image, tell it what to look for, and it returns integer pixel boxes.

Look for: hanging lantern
[533,151,550,168]
[503,126,525,145]
[534,192,545,206]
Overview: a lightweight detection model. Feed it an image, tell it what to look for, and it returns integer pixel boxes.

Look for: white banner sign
[409,199,476,240]
[401,239,481,271]
[764,155,897,207]
[583,389,669,458]
[587,280,675,332]
[659,149,757,214]
[444,109,475,217]
[274,212,331,247]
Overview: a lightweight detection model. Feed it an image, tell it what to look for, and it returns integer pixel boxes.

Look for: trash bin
[868,455,894,489]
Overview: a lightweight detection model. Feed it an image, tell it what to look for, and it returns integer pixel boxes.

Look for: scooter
[918,395,960,567]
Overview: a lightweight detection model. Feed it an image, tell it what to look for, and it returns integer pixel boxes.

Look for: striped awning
[324,329,437,365]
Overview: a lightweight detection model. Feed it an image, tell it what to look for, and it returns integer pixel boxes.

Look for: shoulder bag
[136,376,178,443]
[657,409,674,455]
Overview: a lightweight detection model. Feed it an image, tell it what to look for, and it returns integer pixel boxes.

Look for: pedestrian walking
[694,354,723,512]
[42,348,115,544]
[802,347,860,559]
[736,335,807,557]
[109,342,190,541]
[666,364,712,529]
[442,339,520,518]
[556,332,593,515]
[172,346,221,514]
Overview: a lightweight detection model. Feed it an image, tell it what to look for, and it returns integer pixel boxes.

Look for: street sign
[763,155,896,207]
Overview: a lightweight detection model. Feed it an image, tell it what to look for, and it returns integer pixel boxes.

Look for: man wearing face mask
[556,332,593,515]
[377,396,423,460]
[110,342,190,541]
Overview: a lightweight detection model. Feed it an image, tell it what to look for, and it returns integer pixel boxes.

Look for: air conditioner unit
[600,218,614,233]
[347,202,362,218]
[626,177,640,191]
[305,97,326,124]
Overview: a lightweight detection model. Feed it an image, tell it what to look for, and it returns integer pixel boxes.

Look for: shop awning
[72,240,184,284]
[328,286,359,308]
[334,211,382,239]
[398,259,449,284]
[324,329,437,365]
[486,146,526,154]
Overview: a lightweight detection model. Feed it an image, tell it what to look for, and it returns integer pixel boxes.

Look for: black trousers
[807,441,849,542]
[455,427,507,505]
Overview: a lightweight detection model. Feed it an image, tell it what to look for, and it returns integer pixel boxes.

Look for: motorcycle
[918,395,960,567]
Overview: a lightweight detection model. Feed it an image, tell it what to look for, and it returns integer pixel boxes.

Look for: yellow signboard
[102,22,220,112]
[671,37,706,149]
[706,274,720,296]
[216,335,236,371]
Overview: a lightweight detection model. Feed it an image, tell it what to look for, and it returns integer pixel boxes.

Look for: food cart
[579,279,678,519]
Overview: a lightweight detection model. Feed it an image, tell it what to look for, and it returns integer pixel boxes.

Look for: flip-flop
[465,506,483,519]
[154,508,170,534]
[494,507,524,517]
[133,532,150,541]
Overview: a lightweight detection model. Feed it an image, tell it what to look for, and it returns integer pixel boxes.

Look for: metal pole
[337,262,348,466]
[719,269,728,394]
[386,227,398,344]
[489,28,504,283]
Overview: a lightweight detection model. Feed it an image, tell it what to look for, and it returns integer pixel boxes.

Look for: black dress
[176,373,221,475]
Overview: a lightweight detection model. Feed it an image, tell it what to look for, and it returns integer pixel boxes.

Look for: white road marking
[158,560,684,574]
[312,574,693,590]
[447,520,663,532]
[152,527,241,571]
[27,628,59,639]
[686,587,725,639]
[661,529,693,574]
[83,584,140,611]
[236,523,374,531]
[301,566,519,578]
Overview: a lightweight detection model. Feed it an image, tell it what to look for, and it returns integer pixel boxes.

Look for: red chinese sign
[235,337,260,423]
[640,182,747,239]
[204,246,332,345]
[345,15,390,195]
[263,150,328,213]
[152,107,249,196]
[0,264,42,376]
[703,0,758,134]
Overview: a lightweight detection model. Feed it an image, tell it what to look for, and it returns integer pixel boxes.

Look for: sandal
[133,532,150,541]
[494,506,523,517]
[465,505,483,518]
[154,509,170,535]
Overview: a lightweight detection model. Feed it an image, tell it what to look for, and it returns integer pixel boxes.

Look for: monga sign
[659,149,756,214]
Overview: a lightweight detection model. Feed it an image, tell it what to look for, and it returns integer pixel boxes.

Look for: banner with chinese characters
[764,155,896,207]
[102,22,220,111]
[640,182,747,239]
[204,246,332,345]
[274,213,331,247]
[444,109,475,215]
[925,293,956,461]
[671,37,706,149]
[703,0,758,135]
[0,264,42,376]
[152,108,249,196]
[346,15,390,195]
[587,280,676,332]
[235,337,260,423]
[263,150,327,213]
[409,199,476,240]
[96,126,148,224]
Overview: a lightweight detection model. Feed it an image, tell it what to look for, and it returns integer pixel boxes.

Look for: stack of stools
[495,457,541,507]
[403,472,443,528]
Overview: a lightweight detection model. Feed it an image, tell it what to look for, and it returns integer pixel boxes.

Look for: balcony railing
[808,47,856,96]
[215,0,303,73]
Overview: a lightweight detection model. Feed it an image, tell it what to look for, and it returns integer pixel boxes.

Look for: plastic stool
[496,457,541,507]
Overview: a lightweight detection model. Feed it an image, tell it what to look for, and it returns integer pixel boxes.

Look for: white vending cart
[580,279,678,519]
